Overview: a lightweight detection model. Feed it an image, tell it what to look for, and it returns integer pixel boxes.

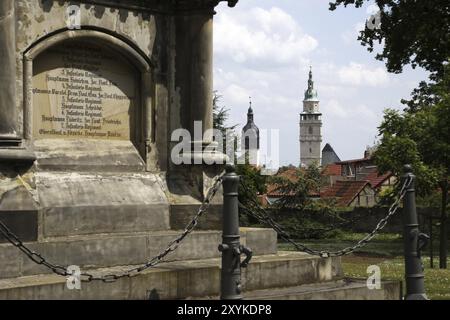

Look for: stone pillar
[0,0,18,141]
[175,11,214,150]
[189,13,214,144]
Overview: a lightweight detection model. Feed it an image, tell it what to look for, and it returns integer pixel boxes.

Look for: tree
[329,0,450,79]
[374,63,450,268]
[213,91,237,135]
[237,164,267,202]
[270,165,321,210]
[264,165,342,239]
[213,92,238,162]
[330,0,450,268]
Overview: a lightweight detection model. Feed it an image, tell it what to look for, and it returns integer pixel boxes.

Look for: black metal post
[219,165,252,300]
[403,165,428,300]
[429,215,433,269]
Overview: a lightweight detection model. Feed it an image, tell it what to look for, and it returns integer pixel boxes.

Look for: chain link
[0,172,225,282]
[239,176,412,258]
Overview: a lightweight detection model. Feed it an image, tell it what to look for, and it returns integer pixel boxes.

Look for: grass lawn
[278,233,450,300]
[342,255,450,300]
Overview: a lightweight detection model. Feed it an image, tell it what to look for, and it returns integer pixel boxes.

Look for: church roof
[304,67,319,102]
[242,122,259,132]
[322,143,334,152]
[242,99,259,133]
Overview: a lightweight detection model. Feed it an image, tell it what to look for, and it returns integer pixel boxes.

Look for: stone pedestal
[0,0,18,142]
[0,0,237,239]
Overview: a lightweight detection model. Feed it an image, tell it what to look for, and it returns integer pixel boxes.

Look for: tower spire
[247,96,254,122]
[304,65,318,101]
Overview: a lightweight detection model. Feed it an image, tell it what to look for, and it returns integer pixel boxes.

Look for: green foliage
[334,232,401,242]
[273,214,341,239]
[236,164,267,202]
[270,164,322,210]
[212,91,238,162]
[329,0,450,78]
[236,164,268,226]
[374,64,450,196]
[213,91,237,135]
[417,192,445,209]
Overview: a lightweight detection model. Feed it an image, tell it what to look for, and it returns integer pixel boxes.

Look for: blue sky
[214,0,429,166]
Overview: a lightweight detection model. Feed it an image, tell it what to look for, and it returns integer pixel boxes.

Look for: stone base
[0,251,401,300]
[0,228,277,279]
[0,252,342,300]
[243,279,401,300]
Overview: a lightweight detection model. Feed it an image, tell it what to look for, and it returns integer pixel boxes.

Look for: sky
[213,0,429,166]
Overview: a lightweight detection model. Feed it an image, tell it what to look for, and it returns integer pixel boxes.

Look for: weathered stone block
[0,228,278,279]
[0,210,38,243]
[170,204,222,230]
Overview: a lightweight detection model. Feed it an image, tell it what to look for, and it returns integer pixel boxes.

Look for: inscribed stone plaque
[32,41,138,140]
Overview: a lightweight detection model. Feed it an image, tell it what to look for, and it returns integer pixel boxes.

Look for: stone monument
[0,0,401,299]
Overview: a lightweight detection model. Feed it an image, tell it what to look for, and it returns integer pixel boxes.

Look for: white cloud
[214,7,318,66]
[341,22,365,44]
[213,2,427,165]
[222,83,251,108]
[338,62,389,87]
[322,99,347,118]
[322,100,377,120]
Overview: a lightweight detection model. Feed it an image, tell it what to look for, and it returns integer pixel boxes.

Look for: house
[321,147,395,206]
[260,168,320,206]
[320,180,376,207]
[364,167,396,194]
[321,163,342,187]
[260,148,394,208]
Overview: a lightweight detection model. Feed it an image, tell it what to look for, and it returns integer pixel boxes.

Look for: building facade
[300,67,322,167]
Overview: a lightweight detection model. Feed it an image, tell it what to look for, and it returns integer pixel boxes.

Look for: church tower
[300,67,322,167]
[242,98,260,166]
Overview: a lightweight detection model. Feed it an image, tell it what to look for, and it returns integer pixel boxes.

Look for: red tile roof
[320,180,370,206]
[322,164,342,176]
[265,168,320,197]
[266,168,300,197]
[365,170,393,189]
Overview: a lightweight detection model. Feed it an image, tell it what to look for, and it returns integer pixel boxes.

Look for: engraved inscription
[33,41,137,140]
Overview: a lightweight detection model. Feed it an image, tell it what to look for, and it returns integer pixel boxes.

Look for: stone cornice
[174,0,239,14]
[75,0,238,15]
[175,0,238,9]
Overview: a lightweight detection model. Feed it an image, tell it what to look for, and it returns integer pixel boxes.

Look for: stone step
[0,228,277,279]
[0,252,342,299]
[243,279,401,300]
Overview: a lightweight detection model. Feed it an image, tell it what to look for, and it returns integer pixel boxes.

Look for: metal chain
[239,176,412,258]
[0,172,225,282]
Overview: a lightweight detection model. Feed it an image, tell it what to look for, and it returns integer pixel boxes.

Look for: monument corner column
[172,1,239,197]
[174,1,239,167]
[0,0,19,142]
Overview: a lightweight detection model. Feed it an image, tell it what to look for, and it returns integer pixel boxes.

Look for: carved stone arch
[22,28,155,166]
